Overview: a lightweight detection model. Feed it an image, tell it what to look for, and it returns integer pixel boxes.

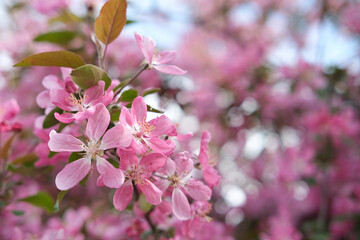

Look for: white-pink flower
[48,104,132,190]
[134,32,187,75]
[120,96,176,156]
[112,149,167,211]
[156,152,212,220]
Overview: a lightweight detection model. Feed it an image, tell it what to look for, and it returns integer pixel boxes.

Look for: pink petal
[54,112,75,124]
[42,75,62,89]
[153,65,187,75]
[86,104,110,140]
[120,107,134,127]
[50,88,76,112]
[96,156,124,188]
[117,149,139,171]
[175,133,193,141]
[203,166,221,187]
[144,138,176,156]
[154,179,171,193]
[113,181,133,211]
[139,153,167,175]
[172,188,191,220]
[84,81,105,105]
[55,157,91,190]
[48,130,83,152]
[73,108,95,122]
[131,96,147,124]
[173,152,193,178]
[148,115,176,137]
[101,124,132,150]
[134,32,155,64]
[36,91,51,109]
[138,179,163,205]
[186,179,212,201]
[152,51,176,65]
[199,131,211,166]
[130,138,147,155]
[157,157,176,176]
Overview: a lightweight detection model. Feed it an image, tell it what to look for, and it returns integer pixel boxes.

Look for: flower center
[84,139,103,159]
[66,93,88,111]
[134,118,156,138]
[125,165,145,184]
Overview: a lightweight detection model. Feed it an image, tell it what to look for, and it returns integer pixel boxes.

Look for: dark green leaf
[119,89,138,102]
[43,107,63,129]
[53,190,68,212]
[147,105,164,113]
[69,152,82,163]
[58,122,68,132]
[70,64,111,90]
[143,88,160,97]
[34,31,77,45]
[12,210,25,216]
[14,51,85,69]
[126,20,135,24]
[12,153,38,165]
[48,151,58,158]
[18,192,54,213]
[111,110,121,122]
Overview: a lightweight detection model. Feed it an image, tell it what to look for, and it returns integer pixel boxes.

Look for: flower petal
[134,32,155,64]
[138,179,163,205]
[139,153,167,174]
[36,91,51,109]
[172,188,191,220]
[84,81,105,105]
[86,104,110,140]
[113,181,133,211]
[50,88,76,111]
[131,96,147,124]
[174,152,193,179]
[199,131,211,166]
[120,107,134,127]
[144,138,176,156]
[117,149,138,171]
[96,156,124,188]
[148,115,176,137]
[131,138,147,155]
[153,65,187,75]
[186,179,212,201]
[152,51,176,65]
[55,157,91,190]
[48,130,83,152]
[54,112,76,124]
[203,166,221,187]
[100,124,132,150]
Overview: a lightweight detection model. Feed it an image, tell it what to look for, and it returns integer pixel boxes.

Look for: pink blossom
[0,99,21,132]
[120,96,176,155]
[199,131,221,187]
[156,152,212,220]
[51,81,115,123]
[112,149,166,211]
[134,32,187,75]
[48,104,132,190]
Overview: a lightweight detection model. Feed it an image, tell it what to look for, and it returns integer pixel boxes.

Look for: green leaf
[110,109,121,122]
[12,210,25,216]
[53,190,68,212]
[69,152,82,163]
[48,151,58,158]
[1,134,16,160]
[34,31,77,45]
[18,192,54,213]
[12,153,38,165]
[43,107,63,129]
[147,105,164,113]
[94,0,127,45]
[126,20,135,24]
[138,193,152,212]
[49,10,82,24]
[58,122,68,132]
[143,88,160,97]
[14,51,85,69]
[70,64,111,90]
[119,89,138,102]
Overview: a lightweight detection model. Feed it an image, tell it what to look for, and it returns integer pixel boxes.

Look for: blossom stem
[114,64,149,99]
